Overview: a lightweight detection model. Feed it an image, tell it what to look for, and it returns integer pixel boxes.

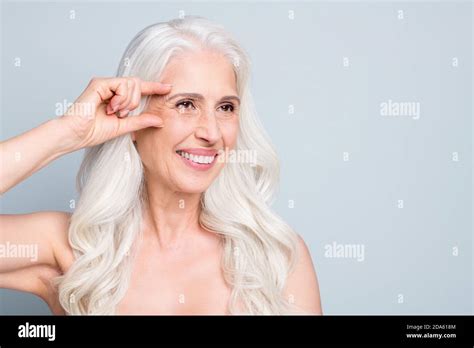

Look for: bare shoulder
[284,233,323,314]
[32,210,72,239]
[24,210,73,263]
[0,211,74,306]
[0,210,74,272]
[40,211,75,270]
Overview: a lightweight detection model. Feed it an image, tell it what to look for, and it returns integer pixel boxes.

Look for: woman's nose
[194,112,222,144]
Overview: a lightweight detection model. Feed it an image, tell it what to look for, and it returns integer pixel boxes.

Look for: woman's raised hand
[60,77,172,150]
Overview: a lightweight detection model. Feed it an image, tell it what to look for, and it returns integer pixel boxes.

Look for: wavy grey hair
[55,16,301,314]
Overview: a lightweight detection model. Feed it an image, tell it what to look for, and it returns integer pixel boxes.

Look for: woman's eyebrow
[165,92,240,105]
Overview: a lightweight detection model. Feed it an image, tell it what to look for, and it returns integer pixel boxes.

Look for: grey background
[0,1,472,314]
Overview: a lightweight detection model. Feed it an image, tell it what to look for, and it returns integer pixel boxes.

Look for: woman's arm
[0,77,171,195]
[0,118,75,194]
[0,77,172,298]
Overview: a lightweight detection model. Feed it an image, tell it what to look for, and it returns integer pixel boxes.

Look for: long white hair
[55,16,301,314]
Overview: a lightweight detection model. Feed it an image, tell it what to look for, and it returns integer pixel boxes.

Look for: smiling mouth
[176,150,218,165]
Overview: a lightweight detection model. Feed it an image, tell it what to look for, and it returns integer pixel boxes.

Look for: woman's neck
[142,177,203,251]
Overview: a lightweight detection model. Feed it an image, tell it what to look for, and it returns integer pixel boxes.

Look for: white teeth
[177,151,214,164]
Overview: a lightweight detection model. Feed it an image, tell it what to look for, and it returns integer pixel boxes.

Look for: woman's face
[133,50,240,194]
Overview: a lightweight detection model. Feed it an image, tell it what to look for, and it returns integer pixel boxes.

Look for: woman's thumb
[122,112,164,133]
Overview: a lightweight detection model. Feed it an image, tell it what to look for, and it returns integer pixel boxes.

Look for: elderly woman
[0,16,322,315]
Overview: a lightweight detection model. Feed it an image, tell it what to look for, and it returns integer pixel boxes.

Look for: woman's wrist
[48,116,84,156]
[0,117,81,194]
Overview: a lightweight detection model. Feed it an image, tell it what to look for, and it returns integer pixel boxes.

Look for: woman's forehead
[159,50,237,90]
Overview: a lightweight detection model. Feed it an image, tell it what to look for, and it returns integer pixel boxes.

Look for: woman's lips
[175,149,219,171]
[177,148,219,156]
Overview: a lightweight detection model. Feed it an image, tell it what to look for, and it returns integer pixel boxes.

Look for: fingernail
[119,109,130,117]
[112,104,119,112]
[163,83,173,88]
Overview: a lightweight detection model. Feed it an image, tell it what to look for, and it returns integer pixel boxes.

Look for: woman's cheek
[219,119,239,149]
[165,117,196,138]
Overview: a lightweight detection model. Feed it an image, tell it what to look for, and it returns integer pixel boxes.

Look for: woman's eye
[176,100,195,110]
[219,104,234,113]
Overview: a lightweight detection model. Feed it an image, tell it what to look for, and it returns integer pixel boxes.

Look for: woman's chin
[171,165,222,194]
[174,180,213,195]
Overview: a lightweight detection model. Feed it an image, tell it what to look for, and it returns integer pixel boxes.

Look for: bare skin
[0,50,322,315]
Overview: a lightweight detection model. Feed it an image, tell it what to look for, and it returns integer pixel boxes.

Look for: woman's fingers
[117,112,164,136]
[140,81,173,95]
[101,78,172,118]
[118,80,141,118]
[129,81,142,113]
[61,77,170,150]
[86,77,171,104]
[116,79,135,116]
[105,79,129,115]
